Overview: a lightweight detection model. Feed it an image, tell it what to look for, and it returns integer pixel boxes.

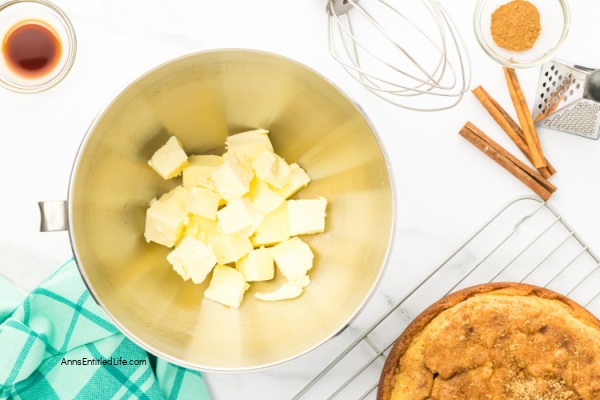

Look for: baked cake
[378,283,600,399]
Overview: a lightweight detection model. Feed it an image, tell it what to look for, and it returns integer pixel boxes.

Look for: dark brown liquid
[3,21,61,78]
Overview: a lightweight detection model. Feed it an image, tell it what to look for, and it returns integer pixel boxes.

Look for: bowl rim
[473,0,571,68]
[66,47,398,372]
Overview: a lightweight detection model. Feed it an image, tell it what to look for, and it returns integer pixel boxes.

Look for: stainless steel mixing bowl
[67,49,395,371]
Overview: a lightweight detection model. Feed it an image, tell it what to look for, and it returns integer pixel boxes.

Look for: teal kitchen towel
[0,259,210,400]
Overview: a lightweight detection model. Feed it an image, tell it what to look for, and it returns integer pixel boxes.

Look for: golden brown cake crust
[377,282,600,400]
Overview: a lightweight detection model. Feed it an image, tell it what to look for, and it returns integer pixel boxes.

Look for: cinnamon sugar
[505,377,579,400]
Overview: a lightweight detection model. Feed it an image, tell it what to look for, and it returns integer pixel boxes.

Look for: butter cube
[208,234,253,264]
[211,156,254,203]
[226,129,273,160]
[270,237,314,281]
[247,178,284,215]
[148,136,189,179]
[182,155,223,189]
[185,187,221,220]
[276,163,311,199]
[158,186,187,211]
[288,197,327,236]
[251,202,290,247]
[255,275,310,301]
[251,148,292,189]
[236,247,274,282]
[166,236,217,284]
[184,215,217,242]
[217,197,263,236]
[204,265,249,308]
[144,201,189,248]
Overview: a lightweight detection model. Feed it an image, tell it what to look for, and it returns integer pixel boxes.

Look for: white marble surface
[1,0,600,399]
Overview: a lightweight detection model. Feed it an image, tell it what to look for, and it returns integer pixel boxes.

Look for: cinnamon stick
[459,121,556,201]
[472,85,555,178]
[503,67,547,170]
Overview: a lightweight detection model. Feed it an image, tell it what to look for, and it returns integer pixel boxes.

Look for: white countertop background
[1,1,599,399]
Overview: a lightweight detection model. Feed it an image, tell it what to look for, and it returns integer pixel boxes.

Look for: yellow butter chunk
[251,148,292,189]
[247,178,284,214]
[276,163,311,199]
[269,237,314,281]
[287,197,327,236]
[204,265,250,308]
[226,129,273,161]
[148,136,189,179]
[185,187,221,220]
[183,215,217,242]
[166,236,217,284]
[236,247,274,282]
[251,202,290,247]
[211,156,254,203]
[216,197,263,236]
[208,234,253,264]
[255,275,310,301]
[157,186,187,211]
[144,201,189,248]
[182,155,223,189]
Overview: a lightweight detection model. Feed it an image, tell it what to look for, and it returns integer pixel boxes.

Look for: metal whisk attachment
[327,0,471,111]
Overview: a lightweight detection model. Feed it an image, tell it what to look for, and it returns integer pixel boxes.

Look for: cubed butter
[287,197,327,236]
[204,265,249,308]
[144,201,189,248]
[211,156,254,202]
[226,129,273,161]
[251,202,290,247]
[182,155,223,189]
[255,275,310,301]
[166,236,217,284]
[208,234,253,264]
[185,186,221,220]
[236,247,274,282]
[184,215,217,242]
[158,186,187,211]
[247,178,284,214]
[269,237,314,281]
[148,136,189,179]
[251,148,292,189]
[216,197,263,236]
[276,163,311,199]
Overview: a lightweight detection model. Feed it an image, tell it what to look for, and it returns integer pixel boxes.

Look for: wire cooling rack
[293,196,600,400]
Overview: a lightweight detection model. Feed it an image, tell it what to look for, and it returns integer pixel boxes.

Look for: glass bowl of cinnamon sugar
[474,0,570,68]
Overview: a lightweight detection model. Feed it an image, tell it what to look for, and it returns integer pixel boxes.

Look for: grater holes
[559,90,564,97]
[559,74,563,81]
[553,81,557,87]
[546,87,550,93]
[577,83,581,89]
[541,92,544,98]
[543,82,546,88]
[564,96,568,102]
[551,65,555,71]
[544,98,548,103]
[554,70,559,76]
[538,104,542,109]
[541,109,546,115]
[570,89,574,95]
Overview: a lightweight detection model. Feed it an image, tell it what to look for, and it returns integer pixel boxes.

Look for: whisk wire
[327,0,471,111]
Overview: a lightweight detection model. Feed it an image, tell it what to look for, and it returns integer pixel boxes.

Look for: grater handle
[583,70,600,103]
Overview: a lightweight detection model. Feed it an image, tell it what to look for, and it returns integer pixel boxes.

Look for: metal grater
[532,59,600,140]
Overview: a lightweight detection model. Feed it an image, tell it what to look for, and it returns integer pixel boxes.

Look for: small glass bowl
[474,0,570,68]
[0,0,76,93]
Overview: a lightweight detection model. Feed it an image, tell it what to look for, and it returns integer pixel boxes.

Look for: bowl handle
[38,201,68,232]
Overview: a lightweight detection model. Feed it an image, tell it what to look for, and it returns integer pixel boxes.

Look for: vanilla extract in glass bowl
[0,0,76,93]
